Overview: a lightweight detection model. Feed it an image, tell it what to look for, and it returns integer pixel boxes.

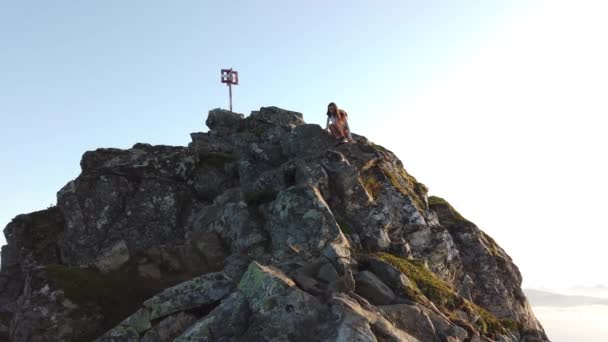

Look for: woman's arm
[325,116,330,130]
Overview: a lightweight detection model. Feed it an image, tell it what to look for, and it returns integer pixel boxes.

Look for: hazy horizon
[525,288,608,341]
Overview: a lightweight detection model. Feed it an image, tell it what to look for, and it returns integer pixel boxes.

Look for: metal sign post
[221,68,239,112]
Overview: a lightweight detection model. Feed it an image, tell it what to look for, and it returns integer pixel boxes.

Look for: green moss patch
[244,190,277,206]
[359,173,383,200]
[429,197,506,260]
[357,158,428,214]
[200,152,239,168]
[427,195,447,206]
[46,265,113,304]
[376,253,510,338]
[464,301,506,336]
[370,143,390,154]
[377,253,457,308]
[45,264,178,330]
[335,219,352,235]
[380,164,427,212]
[479,231,504,257]
[500,318,523,331]
[428,196,470,225]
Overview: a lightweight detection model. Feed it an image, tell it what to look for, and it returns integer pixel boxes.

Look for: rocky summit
[0,106,549,342]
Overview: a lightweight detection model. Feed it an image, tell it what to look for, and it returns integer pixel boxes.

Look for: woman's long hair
[327,102,347,123]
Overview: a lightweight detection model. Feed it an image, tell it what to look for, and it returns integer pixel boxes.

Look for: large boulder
[250,106,306,128]
[382,303,468,342]
[330,293,419,342]
[1,206,65,315]
[268,184,351,263]
[354,270,396,305]
[80,143,197,180]
[142,272,234,320]
[401,224,464,285]
[174,292,250,341]
[237,261,332,341]
[205,108,244,131]
[186,189,266,254]
[281,124,335,157]
[57,144,197,266]
[2,207,64,269]
[362,256,414,292]
[317,150,391,250]
[94,240,130,273]
[95,272,235,341]
[294,159,330,198]
[141,312,198,342]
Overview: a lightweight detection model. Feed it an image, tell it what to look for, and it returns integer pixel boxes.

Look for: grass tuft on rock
[359,173,383,200]
[379,163,427,212]
[464,301,506,336]
[428,195,469,225]
[376,253,510,338]
[370,143,390,154]
[500,318,523,331]
[429,196,505,259]
[377,252,457,308]
[359,163,427,214]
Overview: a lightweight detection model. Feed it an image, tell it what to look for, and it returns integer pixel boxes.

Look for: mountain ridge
[0,106,549,341]
[524,289,608,307]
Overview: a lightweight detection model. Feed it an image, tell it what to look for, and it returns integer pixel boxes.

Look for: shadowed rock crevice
[0,106,548,342]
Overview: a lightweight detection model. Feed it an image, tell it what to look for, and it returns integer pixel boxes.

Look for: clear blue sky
[0,1,527,218]
[12,0,608,291]
[5,4,608,339]
[0,0,527,233]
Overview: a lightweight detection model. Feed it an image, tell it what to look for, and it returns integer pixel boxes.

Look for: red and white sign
[221,68,238,111]
[221,69,239,85]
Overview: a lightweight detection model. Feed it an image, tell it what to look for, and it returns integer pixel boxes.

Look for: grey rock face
[317,263,340,283]
[429,197,547,336]
[354,270,396,305]
[382,303,468,342]
[281,124,335,157]
[238,261,332,341]
[2,207,64,270]
[0,106,548,342]
[95,272,234,341]
[174,292,250,341]
[57,144,197,267]
[143,312,198,341]
[10,267,106,342]
[142,272,234,320]
[269,184,351,262]
[330,293,419,342]
[95,240,130,273]
[362,256,414,292]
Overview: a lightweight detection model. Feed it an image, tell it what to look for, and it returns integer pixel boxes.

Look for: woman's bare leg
[329,124,346,139]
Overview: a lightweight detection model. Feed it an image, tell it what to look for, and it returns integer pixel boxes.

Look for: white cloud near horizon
[526,288,608,340]
[533,305,608,342]
[369,0,608,289]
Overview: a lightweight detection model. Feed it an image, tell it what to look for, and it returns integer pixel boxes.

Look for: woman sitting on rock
[325,102,353,143]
